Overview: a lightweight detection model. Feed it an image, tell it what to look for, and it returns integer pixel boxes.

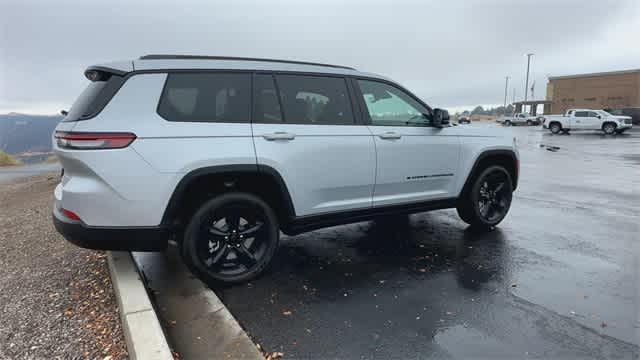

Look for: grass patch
[0,150,22,166]
[45,155,59,164]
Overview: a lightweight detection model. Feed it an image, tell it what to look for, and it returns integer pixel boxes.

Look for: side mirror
[597,115,601,119]
[60,110,68,116]
[432,108,450,127]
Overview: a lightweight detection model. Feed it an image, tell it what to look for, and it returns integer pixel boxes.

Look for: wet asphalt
[215,125,640,359]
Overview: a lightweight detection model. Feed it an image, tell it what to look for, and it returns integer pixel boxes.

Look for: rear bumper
[52,206,168,251]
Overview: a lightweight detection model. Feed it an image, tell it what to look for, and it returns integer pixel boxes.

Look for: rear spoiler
[84,61,134,81]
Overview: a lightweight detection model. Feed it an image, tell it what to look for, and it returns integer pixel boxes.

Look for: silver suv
[53,55,519,284]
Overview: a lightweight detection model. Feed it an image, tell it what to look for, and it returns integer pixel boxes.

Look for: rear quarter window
[64,74,125,122]
[157,73,251,123]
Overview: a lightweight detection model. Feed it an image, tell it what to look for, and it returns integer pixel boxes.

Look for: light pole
[523,53,534,113]
[503,76,510,114]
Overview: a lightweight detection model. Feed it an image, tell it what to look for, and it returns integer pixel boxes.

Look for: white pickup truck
[542,109,632,134]
[500,113,541,126]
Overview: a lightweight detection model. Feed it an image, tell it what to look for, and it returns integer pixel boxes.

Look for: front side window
[574,111,588,117]
[275,75,354,125]
[157,73,250,122]
[588,111,599,117]
[357,79,429,126]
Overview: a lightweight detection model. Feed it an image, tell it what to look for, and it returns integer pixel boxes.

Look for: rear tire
[181,192,279,285]
[550,122,562,134]
[504,120,512,127]
[457,166,513,230]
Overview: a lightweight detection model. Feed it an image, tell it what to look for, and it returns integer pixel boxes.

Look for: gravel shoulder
[0,173,127,359]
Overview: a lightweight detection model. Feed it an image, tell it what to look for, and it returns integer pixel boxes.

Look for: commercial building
[545,69,640,114]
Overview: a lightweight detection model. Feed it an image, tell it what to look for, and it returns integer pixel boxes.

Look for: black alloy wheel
[182,192,279,285]
[475,169,511,224]
[457,165,513,229]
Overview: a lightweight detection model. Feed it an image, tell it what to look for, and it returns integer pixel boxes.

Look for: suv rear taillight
[55,131,136,150]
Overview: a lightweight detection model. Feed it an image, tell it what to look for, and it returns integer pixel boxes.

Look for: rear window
[64,74,125,122]
[157,73,251,123]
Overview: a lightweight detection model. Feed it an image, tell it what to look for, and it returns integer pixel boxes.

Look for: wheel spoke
[209,226,228,237]
[494,182,505,194]
[210,246,230,266]
[235,245,256,266]
[226,214,240,231]
[240,222,263,238]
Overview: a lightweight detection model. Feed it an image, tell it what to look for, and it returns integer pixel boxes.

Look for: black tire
[457,165,513,230]
[181,192,279,285]
[550,122,562,134]
[526,120,533,126]
[602,122,616,135]
[503,120,512,127]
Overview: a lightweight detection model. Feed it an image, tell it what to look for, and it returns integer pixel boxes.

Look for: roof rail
[138,54,356,70]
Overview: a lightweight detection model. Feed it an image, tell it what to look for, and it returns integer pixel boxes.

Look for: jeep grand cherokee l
[53,55,519,284]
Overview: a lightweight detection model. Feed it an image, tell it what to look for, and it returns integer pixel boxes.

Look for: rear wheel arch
[161,165,296,233]
[460,150,518,197]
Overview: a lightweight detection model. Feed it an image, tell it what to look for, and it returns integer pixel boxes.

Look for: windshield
[596,110,612,116]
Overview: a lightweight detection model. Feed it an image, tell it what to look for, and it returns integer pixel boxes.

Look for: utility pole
[523,53,534,113]
[512,88,516,114]
[503,76,510,114]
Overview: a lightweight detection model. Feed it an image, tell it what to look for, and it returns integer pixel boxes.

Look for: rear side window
[275,75,354,125]
[574,111,588,117]
[64,74,125,122]
[157,73,251,123]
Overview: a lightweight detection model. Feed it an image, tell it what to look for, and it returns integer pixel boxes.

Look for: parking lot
[210,125,639,359]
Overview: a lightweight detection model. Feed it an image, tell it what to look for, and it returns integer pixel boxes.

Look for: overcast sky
[1,0,639,114]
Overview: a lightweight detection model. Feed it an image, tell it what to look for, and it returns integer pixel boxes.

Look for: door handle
[262,132,296,141]
[379,132,401,140]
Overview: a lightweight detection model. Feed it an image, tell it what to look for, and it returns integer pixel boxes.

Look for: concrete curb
[107,251,173,360]
[132,249,263,359]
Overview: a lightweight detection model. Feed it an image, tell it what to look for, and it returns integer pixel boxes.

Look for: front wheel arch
[459,150,518,198]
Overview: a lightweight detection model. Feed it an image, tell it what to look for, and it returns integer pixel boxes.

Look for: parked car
[52,55,519,284]
[604,107,640,125]
[501,113,540,126]
[458,116,471,124]
[542,109,632,134]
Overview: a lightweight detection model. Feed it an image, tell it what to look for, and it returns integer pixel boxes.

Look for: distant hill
[0,113,62,154]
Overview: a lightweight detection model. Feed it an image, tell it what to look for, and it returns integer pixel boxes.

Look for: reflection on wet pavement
[214,127,639,359]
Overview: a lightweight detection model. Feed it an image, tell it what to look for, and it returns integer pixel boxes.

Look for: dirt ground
[0,173,127,359]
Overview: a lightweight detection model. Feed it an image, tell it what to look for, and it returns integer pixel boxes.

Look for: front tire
[602,122,616,135]
[504,120,512,127]
[181,192,279,285]
[526,120,533,126]
[457,166,513,230]
[550,123,562,134]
